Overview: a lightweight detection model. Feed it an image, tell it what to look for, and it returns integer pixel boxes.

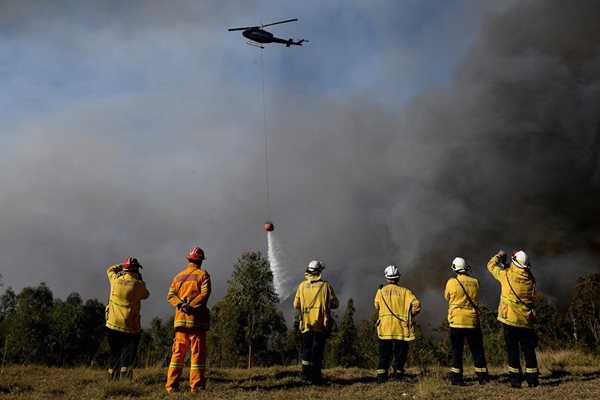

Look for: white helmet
[306,260,325,274]
[512,250,531,269]
[384,265,400,280]
[451,257,471,273]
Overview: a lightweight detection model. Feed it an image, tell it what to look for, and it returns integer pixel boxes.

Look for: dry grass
[0,350,599,399]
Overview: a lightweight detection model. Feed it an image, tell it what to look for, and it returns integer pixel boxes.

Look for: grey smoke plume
[0,0,598,327]
[389,0,600,319]
[272,0,600,322]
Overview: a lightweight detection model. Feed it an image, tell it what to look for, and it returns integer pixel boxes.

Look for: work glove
[497,250,507,267]
[181,304,193,315]
[497,249,506,260]
[177,302,192,315]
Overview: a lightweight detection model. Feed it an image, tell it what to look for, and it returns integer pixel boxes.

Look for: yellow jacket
[294,274,339,334]
[374,283,421,341]
[167,263,211,330]
[444,274,480,328]
[487,253,536,328]
[105,264,149,334]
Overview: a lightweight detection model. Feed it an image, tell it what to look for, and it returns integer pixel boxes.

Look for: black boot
[377,372,388,384]
[476,371,490,385]
[121,367,133,380]
[108,368,119,381]
[391,369,404,381]
[525,372,539,388]
[509,371,522,388]
[301,365,312,382]
[311,368,323,385]
[450,372,465,386]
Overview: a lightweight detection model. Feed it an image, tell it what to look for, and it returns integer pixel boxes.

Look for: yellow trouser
[165,328,207,393]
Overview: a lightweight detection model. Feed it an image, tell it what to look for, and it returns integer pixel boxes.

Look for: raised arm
[487,250,506,281]
[107,263,123,280]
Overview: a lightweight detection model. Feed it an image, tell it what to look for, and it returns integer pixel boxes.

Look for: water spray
[266,229,294,302]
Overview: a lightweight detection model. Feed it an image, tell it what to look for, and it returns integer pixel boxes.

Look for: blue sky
[0,1,503,123]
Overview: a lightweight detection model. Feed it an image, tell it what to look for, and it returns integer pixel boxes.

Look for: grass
[0,350,599,399]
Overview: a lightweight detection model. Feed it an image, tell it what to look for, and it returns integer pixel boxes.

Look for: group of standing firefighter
[293,249,538,389]
[104,246,539,392]
[293,261,422,385]
[444,250,538,388]
[104,246,212,393]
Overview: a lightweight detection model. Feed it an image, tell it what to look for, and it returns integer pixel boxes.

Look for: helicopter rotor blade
[261,18,298,28]
[228,26,258,31]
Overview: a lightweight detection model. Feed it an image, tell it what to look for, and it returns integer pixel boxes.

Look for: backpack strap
[302,281,326,314]
[505,273,534,311]
[378,284,405,321]
[454,276,479,314]
[173,269,199,306]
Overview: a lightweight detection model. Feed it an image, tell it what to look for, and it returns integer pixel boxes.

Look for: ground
[1,350,599,399]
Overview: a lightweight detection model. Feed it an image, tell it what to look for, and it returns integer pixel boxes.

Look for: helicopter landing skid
[246,41,265,49]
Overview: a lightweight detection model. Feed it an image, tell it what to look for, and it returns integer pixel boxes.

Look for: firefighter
[105,257,150,381]
[487,250,539,388]
[374,265,421,383]
[444,257,489,386]
[165,246,211,393]
[294,260,339,385]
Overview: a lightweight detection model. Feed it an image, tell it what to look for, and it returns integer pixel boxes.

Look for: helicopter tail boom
[286,38,305,47]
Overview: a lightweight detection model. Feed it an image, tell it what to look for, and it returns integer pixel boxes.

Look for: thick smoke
[0,0,598,327]
[387,0,600,318]
[269,0,600,322]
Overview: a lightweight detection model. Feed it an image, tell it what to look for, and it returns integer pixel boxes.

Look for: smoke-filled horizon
[1,0,599,327]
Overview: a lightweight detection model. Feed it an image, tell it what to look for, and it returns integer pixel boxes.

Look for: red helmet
[123,257,141,270]
[187,247,206,262]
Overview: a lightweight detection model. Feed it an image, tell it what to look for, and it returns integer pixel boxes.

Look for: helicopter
[228,18,307,48]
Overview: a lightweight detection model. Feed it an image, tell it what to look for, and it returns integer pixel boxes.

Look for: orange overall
[165,263,211,393]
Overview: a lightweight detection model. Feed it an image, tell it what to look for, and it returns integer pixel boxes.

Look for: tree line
[0,258,598,368]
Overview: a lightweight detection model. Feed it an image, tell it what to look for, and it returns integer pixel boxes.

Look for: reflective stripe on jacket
[444,274,480,328]
[167,263,211,330]
[374,283,421,341]
[293,273,339,334]
[487,254,536,328]
[105,264,149,334]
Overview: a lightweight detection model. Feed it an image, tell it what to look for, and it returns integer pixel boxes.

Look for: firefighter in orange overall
[165,247,211,393]
[374,265,421,383]
[105,257,149,381]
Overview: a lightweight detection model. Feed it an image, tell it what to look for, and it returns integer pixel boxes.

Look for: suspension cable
[260,48,272,220]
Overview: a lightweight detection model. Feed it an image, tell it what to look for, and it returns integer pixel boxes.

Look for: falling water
[267,231,294,302]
